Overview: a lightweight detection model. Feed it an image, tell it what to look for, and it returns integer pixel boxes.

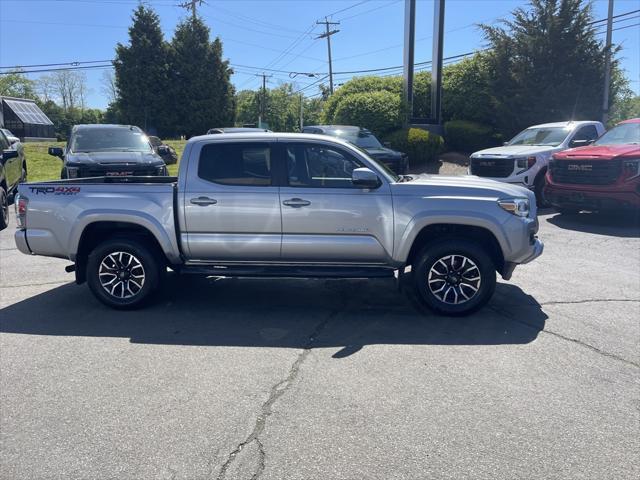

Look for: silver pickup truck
[14,133,543,315]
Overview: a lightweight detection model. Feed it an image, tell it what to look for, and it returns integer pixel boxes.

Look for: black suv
[48,124,169,179]
[302,125,408,174]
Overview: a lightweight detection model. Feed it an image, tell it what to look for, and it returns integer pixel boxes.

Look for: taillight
[622,159,640,180]
[15,194,28,228]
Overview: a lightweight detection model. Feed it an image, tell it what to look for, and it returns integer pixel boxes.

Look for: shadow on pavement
[0,275,546,356]
[546,210,640,238]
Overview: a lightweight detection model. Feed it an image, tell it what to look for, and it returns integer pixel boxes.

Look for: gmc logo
[106,171,134,176]
[568,164,593,172]
[478,161,496,167]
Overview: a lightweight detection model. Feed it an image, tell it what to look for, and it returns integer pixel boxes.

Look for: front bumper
[14,229,31,255]
[501,238,544,280]
[545,184,640,210]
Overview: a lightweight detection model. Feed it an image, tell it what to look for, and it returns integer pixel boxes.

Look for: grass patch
[23,140,187,182]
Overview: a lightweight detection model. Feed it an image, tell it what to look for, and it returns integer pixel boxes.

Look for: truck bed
[16,178,182,264]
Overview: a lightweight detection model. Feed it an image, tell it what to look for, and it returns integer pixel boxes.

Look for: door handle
[282,198,311,208]
[190,196,217,206]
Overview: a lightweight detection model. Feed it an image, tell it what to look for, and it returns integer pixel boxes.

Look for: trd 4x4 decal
[29,186,81,196]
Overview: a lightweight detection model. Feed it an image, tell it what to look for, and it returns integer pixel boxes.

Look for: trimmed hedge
[384,127,444,166]
[444,120,500,153]
[332,90,403,137]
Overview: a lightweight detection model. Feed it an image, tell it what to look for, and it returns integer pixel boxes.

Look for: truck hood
[472,145,558,157]
[396,174,535,202]
[66,151,164,165]
[365,146,404,160]
[553,144,640,160]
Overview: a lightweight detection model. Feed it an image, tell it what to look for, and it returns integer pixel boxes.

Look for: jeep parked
[15,132,542,315]
[545,118,640,213]
[469,121,605,205]
[48,124,170,179]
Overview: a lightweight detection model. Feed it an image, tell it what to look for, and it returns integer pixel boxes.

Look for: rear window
[198,142,272,186]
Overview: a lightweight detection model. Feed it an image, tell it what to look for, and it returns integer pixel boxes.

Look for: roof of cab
[187,131,355,147]
[72,124,142,130]
[526,120,601,129]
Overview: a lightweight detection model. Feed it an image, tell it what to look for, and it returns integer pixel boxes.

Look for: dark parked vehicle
[207,127,271,134]
[302,125,409,174]
[149,136,178,165]
[1,128,26,230]
[48,125,170,179]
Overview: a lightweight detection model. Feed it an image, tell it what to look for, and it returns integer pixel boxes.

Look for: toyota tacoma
[14,133,543,315]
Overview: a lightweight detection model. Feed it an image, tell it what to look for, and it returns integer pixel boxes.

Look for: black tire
[0,186,8,231]
[411,239,496,316]
[534,171,550,208]
[87,238,162,309]
[20,162,27,183]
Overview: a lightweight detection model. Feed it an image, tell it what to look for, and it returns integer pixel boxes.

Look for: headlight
[66,166,79,178]
[515,156,537,172]
[622,159,640,180]
[498,197,530,217]
[156,165,168,175]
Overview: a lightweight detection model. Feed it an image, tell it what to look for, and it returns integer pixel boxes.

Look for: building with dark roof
[0,96,55,141]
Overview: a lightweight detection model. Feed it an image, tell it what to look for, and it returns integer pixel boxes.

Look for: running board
[180,265,396,279]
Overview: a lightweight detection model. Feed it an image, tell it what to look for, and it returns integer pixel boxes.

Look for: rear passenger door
[182,141,281,261]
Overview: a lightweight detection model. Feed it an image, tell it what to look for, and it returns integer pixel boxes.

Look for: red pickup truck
[545,118,640,213]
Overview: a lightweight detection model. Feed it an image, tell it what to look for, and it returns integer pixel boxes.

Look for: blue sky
[1,0,638,109]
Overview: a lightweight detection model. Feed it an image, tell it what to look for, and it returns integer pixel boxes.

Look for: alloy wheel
[98,251,146,299]
[427,254,482,305]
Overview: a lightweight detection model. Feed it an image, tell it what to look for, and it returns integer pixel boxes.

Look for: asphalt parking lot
[1,209,639,480]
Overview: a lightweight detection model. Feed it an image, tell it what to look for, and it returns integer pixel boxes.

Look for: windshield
[508,126,571,147]
[328,129,383,149]
[70,128,152,153]
[593,123,640,146]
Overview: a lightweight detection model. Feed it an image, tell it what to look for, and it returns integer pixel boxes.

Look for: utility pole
[299,93,304,131]
[177,0,205,20]
[403,0,416,126]
[602,0,614,125]
[256,73,272,128]
[431,0,445,126]
[316,17,340,95]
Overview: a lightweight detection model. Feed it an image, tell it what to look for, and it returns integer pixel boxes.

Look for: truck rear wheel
[0,186,8,230]
[87,238,161,309]
[411,239,496,316]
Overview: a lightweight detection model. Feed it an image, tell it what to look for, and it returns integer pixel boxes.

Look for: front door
[279,141,394,264]
[183,141,281,261]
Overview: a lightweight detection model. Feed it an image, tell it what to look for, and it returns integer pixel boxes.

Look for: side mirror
[2,149,19,162]
[148,136,162,147]
[157,145,170,156]
[8,139,18,146]
[383,141,392,148]
[48,146,64,158]
[352,167,381,189]
[569,139,593,148]
[503,142,509,146]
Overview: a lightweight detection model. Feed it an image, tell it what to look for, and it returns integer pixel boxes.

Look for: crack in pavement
[488,304,640,369]
[540,298,640,306]
[215,288,347,480]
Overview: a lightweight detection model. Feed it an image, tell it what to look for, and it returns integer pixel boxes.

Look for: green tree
[332,90,403,136]
[481,0,625,135]
[235,90,260,126]
[114,5,171,135]
[0,72,37,99]
[170,17,235,137]
[609,95,640,125]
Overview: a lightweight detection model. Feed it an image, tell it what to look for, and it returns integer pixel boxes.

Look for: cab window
[285,143,364,188]
[198,142,272,186]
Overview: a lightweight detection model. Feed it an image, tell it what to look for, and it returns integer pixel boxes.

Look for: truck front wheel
[411,239,496,316]
[87,238,161,309]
